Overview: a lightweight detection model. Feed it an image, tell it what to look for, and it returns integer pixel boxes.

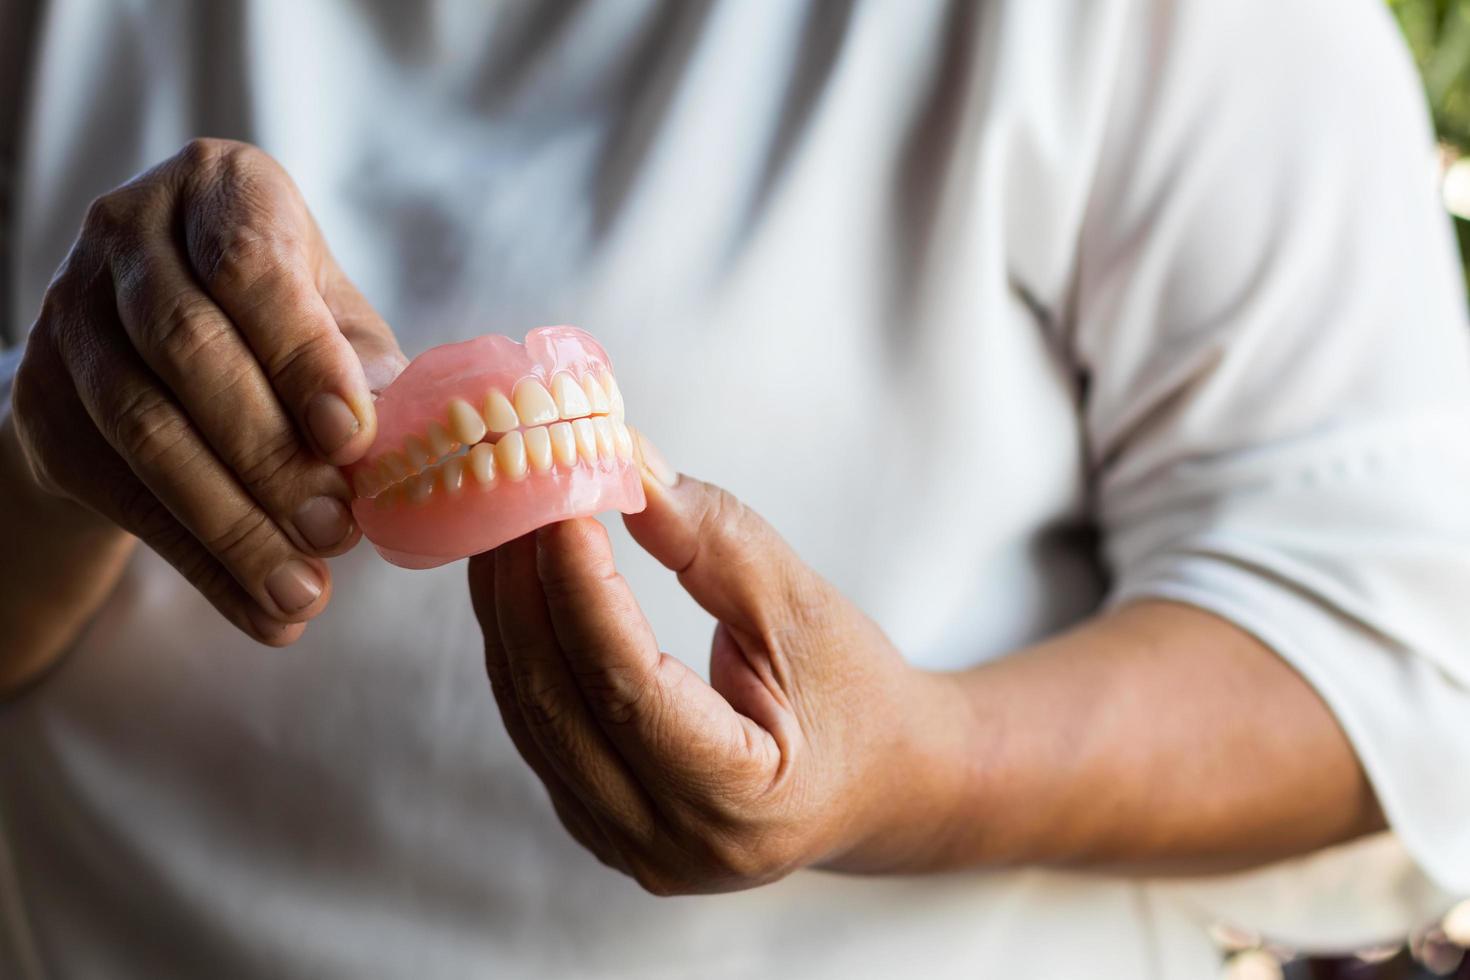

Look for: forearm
[0,411,134,696]
[885,600,1382,875]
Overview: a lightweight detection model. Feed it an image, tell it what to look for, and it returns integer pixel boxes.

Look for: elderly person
[2,0,1467,976]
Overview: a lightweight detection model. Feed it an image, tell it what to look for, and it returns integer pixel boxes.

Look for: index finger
[492,533,660,842]
[175,139,379,464]
[532,519,778,789]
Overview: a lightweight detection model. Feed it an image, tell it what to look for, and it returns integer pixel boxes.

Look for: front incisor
[604,373,624,420]
[551,372,591,419]
[512,379,558,426]
[581,374,610,414]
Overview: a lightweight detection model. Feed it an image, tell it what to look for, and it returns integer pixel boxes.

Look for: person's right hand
[10,138,406,645]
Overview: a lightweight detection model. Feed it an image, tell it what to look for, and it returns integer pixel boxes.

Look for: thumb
[624,429,819,630]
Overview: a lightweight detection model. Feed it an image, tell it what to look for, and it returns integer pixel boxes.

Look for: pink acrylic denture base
[348,326,645,569]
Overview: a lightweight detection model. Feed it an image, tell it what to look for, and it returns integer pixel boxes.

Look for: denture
[346,326,644,568]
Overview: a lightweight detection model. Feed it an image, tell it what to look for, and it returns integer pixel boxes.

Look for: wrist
[0,409,135,696]
[2,408,121,536]
[820,665,1001,874]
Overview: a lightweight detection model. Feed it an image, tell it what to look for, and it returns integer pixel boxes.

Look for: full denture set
[347,326,646,569]
[353,368,632,504]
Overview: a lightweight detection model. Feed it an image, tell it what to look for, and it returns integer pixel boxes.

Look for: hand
[469,432,972,894]
[10,138,406,645]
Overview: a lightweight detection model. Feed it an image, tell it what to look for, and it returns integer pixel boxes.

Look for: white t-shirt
[3,1,1469,977]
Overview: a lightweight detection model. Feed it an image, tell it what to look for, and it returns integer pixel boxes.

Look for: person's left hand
[467,432,973,895]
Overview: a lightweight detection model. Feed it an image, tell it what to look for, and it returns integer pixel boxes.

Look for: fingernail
[265,559,323,613]
[635,430,678,487]
[293,496,353,550]
[306,392,361,457]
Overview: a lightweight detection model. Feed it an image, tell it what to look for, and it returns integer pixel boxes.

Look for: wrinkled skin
[470,439,968,894]
[470,434,1384,895]
[10,138,404,646]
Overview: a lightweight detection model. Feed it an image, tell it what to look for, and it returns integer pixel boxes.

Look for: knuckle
[696,486,759,566]
[37,275,107,366]
[185,146,305,301]
[111,386,193,471]
[716,488,760,546]
[115,478,172,540]
[509,668,571,733]
[81,194,132,243]
[569,661,649,727]
[483,655,512,701]
[140,288,228,365]
[154,518,243,610]
[80,183,161,243]
[261,326,337,391]
[199,228,296,296]
[200,506,277,568]
[175,137,229,173]
[231,427,304,492]
[178,548,235,604]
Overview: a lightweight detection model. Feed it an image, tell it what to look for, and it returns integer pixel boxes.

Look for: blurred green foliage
[1389,0,1470,288]
[1391,0,1470,151]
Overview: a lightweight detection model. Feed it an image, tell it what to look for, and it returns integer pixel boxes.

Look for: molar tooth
[374,485,401,510]
[611,420,633,459]
[426,420,457,459]
[524,426,553,472]
[467,443,496,484]
[405,435,432,469]
[571,417,597,462]
[353,468,378,499]
[406,471,435,505]
[447,399,487,446]
[512,378,558,426]
[440,456,466,496]
[592,417,615,459]
[551,372,591,419]
[582,374,611,414]
[494,430,529,480]
[483,390,519,434]
[549,421,577,468]
[382,452,412,481]
[602,373,625,420]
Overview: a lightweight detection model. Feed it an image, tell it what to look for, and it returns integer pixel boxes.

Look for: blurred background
[1393,0,1470,291]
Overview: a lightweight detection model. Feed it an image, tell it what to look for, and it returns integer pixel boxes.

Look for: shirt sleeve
[1075,0,1470,895]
